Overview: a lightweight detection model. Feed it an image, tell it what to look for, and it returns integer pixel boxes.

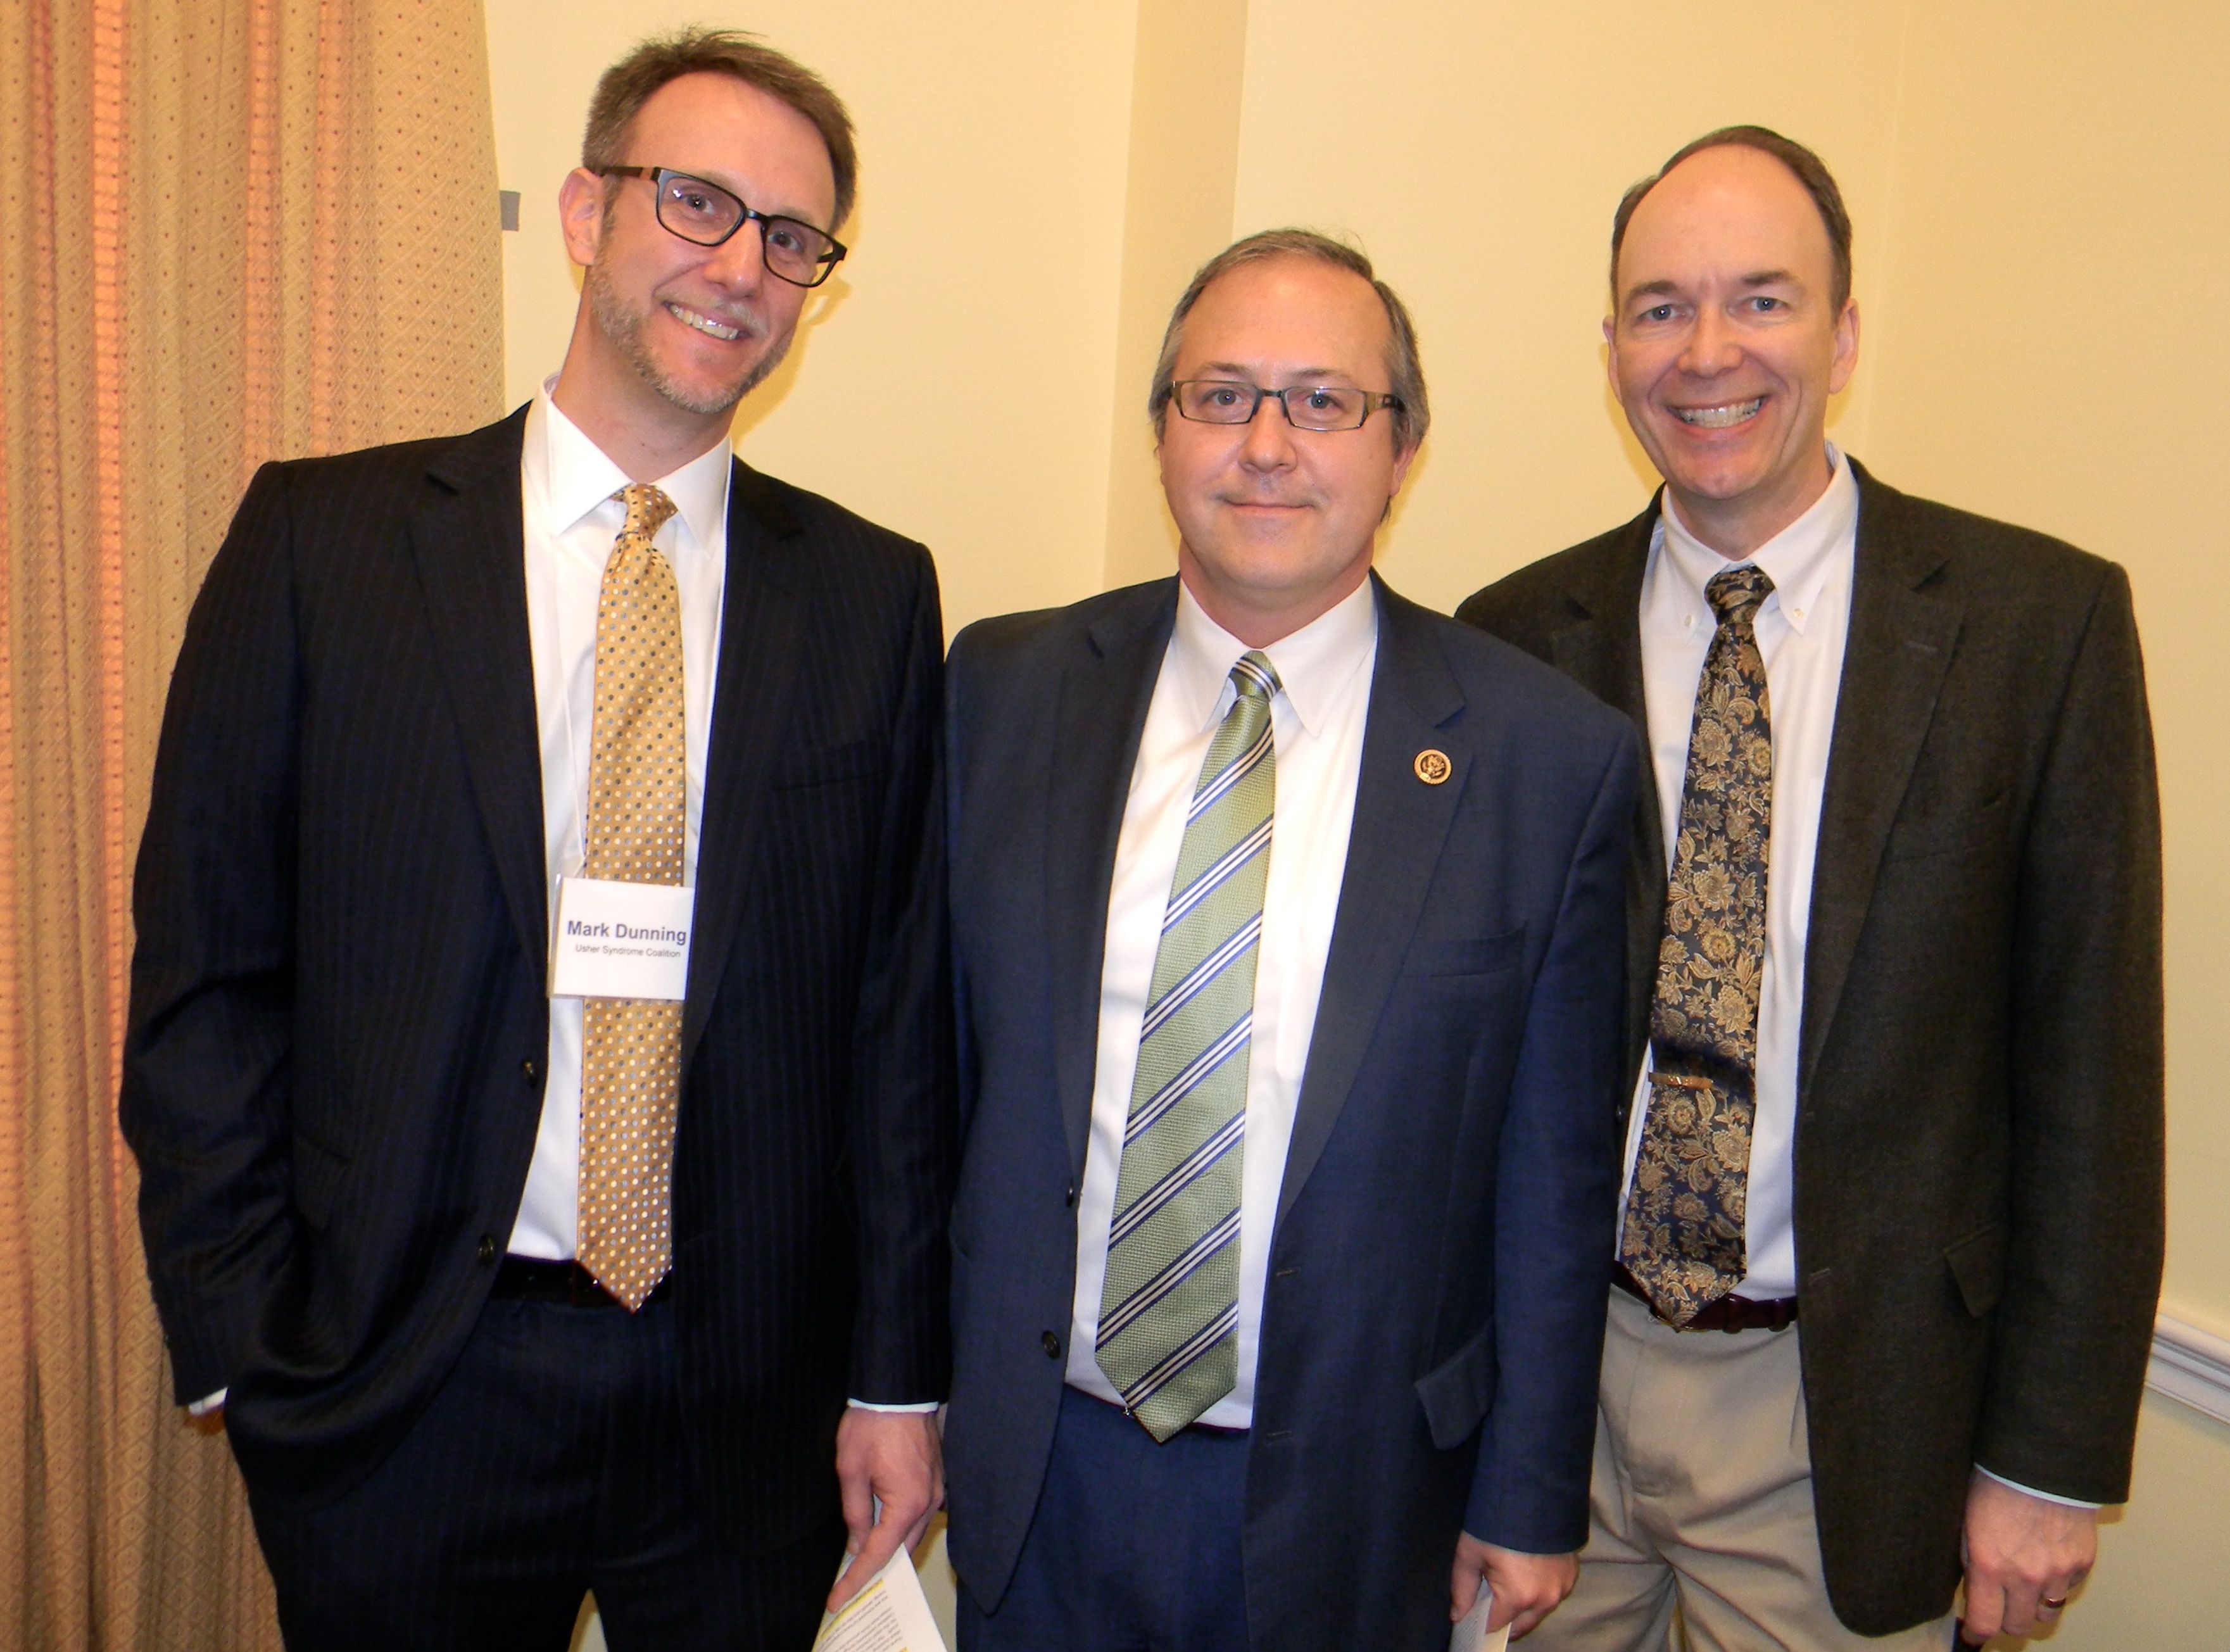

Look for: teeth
[667,303,741,341]
[1673,398,1763,429]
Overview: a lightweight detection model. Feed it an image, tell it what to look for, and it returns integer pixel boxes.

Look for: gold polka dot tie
[577,482,684,1311]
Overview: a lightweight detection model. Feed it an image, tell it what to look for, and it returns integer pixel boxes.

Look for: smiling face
[1606,144,1858,557]
[1157,256,1418,646]
[555,71,836,472]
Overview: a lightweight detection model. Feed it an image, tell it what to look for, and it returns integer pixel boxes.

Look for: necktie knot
[1705,564,1773,627]
[1230,650,1280,706]
[617,482,678,544]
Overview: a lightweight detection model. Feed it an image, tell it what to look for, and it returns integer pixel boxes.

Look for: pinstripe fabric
[122,410,955,1556]
[246,1296,843,1651]
[1095,652,1276,1441]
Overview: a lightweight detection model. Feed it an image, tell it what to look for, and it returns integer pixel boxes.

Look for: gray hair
[1147,229,1428,453]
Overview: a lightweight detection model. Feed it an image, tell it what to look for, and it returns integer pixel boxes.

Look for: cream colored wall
[1856,3,2230,1344]
[489,3,2227,1644]
[486,0,1138,634]
[1224,0,2230,1299]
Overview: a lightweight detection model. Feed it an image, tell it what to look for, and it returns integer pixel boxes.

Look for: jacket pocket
[1944,1220,2008,1317]
[1402,926,1525,979]
[1414,1320,1499,1449]
[291,1130,351,1232]
[1884,792,2008,863]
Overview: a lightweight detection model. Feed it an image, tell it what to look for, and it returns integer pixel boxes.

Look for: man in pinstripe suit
[942,230,1639,1651]
[121,29,950,1649]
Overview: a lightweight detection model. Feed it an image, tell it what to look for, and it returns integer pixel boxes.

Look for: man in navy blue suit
[941,229,1641,1650]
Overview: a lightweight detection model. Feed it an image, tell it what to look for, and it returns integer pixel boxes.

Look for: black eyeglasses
[1169,379,1400,432]
[597,166,847,289]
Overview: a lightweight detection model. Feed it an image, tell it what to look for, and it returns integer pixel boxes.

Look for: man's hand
[827,1408,943,1614]
[1958,1472,2097,1644]
[1452,1533,1578,1641]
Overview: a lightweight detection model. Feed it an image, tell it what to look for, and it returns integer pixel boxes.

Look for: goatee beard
[586,265,787,417]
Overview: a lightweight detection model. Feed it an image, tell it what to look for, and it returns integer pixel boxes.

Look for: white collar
[524,376,732,557]
[1660,444,1856,634]
[1167,575,1378,739]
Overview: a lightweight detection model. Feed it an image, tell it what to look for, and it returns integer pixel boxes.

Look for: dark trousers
[958,1385,1250,1652]
[244,1290,843,1651]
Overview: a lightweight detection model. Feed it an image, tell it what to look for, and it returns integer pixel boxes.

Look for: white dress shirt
[1066,577,1378,1428]
[505,387,931,1418]
[508,381,732,1260]
[1625,445,1856,1302]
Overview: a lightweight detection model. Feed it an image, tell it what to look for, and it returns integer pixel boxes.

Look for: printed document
[812,1549,948,1652]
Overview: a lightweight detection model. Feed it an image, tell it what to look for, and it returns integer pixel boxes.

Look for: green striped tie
[1097,650,1278,1441]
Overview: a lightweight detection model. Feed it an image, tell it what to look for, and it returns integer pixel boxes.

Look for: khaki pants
[1528,1287,1956,1651]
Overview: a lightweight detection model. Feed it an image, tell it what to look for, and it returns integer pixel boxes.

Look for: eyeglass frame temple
[593,166,847,283]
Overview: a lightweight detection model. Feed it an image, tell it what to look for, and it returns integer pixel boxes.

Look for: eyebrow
[1190,361,1355,382]
[1621,269,1803,307]
[664,165,823,225]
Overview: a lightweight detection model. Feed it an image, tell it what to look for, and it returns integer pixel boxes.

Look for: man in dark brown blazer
[1460,127,2162,1649]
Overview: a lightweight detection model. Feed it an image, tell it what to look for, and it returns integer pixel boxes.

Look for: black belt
[490,1255,669,1309]
[1613,1262,1798,1334]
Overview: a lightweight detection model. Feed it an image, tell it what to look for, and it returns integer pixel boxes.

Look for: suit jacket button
[1042,1331,1061,1358]
[521,1058,538,1083]
[477,1235,498,1265]
[1064,1183,1076,1208]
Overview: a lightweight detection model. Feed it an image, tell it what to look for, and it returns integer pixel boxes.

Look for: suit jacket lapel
[413,409,548,976]
[1550,505,1663,1075]
[682,462,807,1066]
[1277,582,1467,1225]
[1047,584,1176,1178]
[1798,465,1961,1096]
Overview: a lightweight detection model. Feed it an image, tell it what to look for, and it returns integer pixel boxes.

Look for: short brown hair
[1610,125,1853,313]
[1149,229,1429,455]
[581,27,859,232]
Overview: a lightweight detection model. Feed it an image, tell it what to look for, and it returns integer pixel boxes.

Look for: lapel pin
[1414,748,1451,785]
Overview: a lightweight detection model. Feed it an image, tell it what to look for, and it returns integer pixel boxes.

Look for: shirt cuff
[847,1398,940,1414]
[1977,1465,2103,1510]
[187,1389,227,1416]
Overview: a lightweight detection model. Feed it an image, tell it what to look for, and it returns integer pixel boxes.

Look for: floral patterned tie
[1620,564,1773,1327]
[576,482,683,1311]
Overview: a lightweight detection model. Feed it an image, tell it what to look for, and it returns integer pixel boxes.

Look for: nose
[699,218,769,294]
[1237,392,1299,470]
[1678,305,1739,377]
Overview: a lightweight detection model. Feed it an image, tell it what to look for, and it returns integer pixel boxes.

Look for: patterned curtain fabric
[0,1,502,1643]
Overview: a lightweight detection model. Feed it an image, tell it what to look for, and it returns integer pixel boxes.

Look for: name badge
[550,876,695,1001]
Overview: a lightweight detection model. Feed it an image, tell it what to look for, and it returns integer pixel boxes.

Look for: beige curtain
[0,1,503,1643]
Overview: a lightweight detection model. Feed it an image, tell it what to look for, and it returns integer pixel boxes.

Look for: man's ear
[1390,437,1421,498]
[1829,299,1861,395]
[558,168,606,271]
